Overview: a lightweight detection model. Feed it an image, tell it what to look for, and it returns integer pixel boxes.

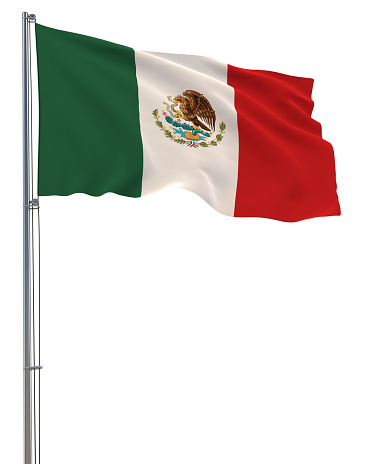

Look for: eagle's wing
[183,90,216,131]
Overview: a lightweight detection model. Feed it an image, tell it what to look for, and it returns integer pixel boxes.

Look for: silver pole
[23,11,36,464]
[23,11,31,464]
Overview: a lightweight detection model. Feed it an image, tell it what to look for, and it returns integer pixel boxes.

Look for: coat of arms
[152,90,226,148]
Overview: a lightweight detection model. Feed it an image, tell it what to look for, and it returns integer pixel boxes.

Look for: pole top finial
[22,12,36,22]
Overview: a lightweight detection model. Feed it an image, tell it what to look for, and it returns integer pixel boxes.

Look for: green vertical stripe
[35,24,143,197]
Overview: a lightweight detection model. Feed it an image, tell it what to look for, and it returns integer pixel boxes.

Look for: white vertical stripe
[135,51,239,216]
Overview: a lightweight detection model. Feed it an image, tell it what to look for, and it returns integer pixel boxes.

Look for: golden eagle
[173,90,216,132]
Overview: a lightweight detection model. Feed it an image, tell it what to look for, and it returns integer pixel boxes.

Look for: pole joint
[24,199,40,209]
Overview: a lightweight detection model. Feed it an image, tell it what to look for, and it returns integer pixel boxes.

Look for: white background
[1,1,370,463]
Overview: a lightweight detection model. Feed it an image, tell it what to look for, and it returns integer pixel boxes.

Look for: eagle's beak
[172,99,177,103]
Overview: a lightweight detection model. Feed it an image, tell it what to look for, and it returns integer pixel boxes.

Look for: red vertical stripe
[228,65,340,222]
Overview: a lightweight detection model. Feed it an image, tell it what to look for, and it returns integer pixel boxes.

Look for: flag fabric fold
[35,24,340,222]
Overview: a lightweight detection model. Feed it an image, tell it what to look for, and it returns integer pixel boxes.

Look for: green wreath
[152,101,226,148]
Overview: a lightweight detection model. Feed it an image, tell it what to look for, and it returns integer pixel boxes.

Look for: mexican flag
[35,24,340,222]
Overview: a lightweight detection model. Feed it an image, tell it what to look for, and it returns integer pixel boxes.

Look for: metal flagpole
[23,11,39,464]
[23,12,31,464]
